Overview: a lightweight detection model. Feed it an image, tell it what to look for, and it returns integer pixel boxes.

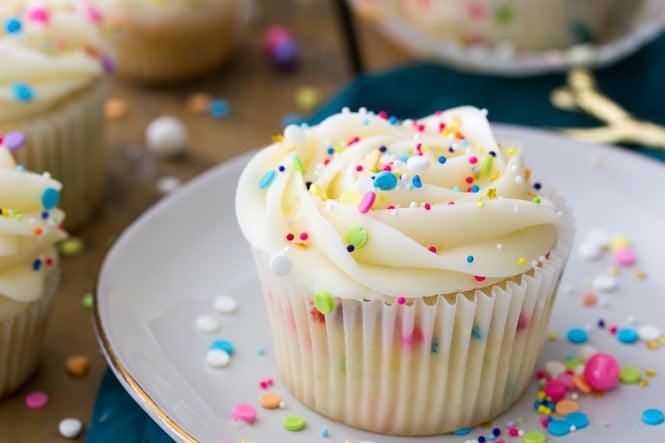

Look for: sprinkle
[480,155,494,177]
[423,202,431,210]
[466,255,474,263]
[438,155,447,164]
[397,296,406,305]
[412,174,422,188]
[232,404,257,424]
[269,253,292,276]
[345,225,368,250]
[358,191,376,213]
[41,188,60,210]
[145,116,187,157]
[4,131,26,151]
[206,349,231,368]
[208,98,231,118]
[617,327,639,344]
[407,155,429,170]
[195,315,220,334]
[81,292,94,309]
[547,419,569,436]
[185,93,212,114]
[517,257,526,265]
[522,430,546,443]
[620,365,642,384]
[104,97,128,120]
[283,414,307,432]
[566,328,588,344]
[284,124,306,145]
[260,393,282,409]
[57,237,85,257]
[309,182,327,200]
[210,339,234,356]
[25,391,49,409]
[565,411,589,429]
[32,259,41,271]
[65,355,90,377]
[613,248,636,267]
[313,290,334,314]
[642,408,664,426]
[373,171,398,190]
[295,86,321,112]
[555,399,579,416]
[293,155,305,175]
[637,324,662,341]
[58,418,83,439]
[5,17,22,33]
[299,232,308,241]
[259,170,277,189]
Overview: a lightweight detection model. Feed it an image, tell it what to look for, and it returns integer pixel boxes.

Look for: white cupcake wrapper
[0,81,108,230]
[0,269,60,399]
[252,195,573,435]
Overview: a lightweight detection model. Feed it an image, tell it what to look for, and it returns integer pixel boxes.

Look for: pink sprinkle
[378,111,389,119]
[543,379,566,402]
[25,391,49,409]
[540,416,550,428]
[260,381,268,389]
[382,164,392,171]
[474,275,486,282]
[447,200,455,205]
[299,232,309,241]
[468,156,478,164]
[428,246,437,253]
[232,403,257,424]
[347,136,360,146]
[508,428,519,437]
[355,165,363,172]
[358,191,376,214]
[415,143,423,155]
[397,296,406,304]
[28,7,49,23]
[86,4,103,23]
[423,202,431,211]
[613,247,636,267]
[387,205,395,210]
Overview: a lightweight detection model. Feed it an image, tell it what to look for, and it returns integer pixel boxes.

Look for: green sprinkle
[57,237,85,257]
[522,430,547,443]
[82,292,94,310]
[533,196,542,205]
[564,357,584,371]
[345,225,368,250]
[479,155,494,177]
[620,365,642,384]
[313,290,334,314]
[283,414,306,432]
[293,155,305,175]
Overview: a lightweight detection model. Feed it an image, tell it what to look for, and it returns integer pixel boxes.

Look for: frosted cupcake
[236,107,574,435]
[0,0,115,230]
[95,0,243,84]
[0,131,67,399]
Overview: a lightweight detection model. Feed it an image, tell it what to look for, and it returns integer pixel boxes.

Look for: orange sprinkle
[581,292,597,306]
[573,374,592,393]
[185,93,212,114]
[33,226,43,236]
[259,393,282,409]
[555,399,580,416]
[104,97,128,120]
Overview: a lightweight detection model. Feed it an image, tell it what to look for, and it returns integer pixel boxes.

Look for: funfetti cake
[0,131,67,399]
[235,106,574,435]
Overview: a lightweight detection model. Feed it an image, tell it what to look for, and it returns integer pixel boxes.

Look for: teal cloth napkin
[86,34,665,442]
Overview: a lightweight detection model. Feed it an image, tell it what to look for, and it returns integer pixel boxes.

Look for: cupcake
[0,131,67,399]
[236,106,574,435]
[95,0,243,84]
[0,0,115,230]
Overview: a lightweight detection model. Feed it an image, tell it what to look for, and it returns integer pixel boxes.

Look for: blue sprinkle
[565,411,589,429]
[208,98,230,118]
[617,327,639,344]
[373,171,398,191]
[41,187,60,210]
[326,147,334,155]
[478,435,486,443]
[566,327,588,344]
[547,418,570,436]
[451,427,471,436]
[209,339,234,355]
[388,116,398,125]
[438,155,447,164]
[5,17,21,34]
[259,170,276,189]
[470,184,480,193]
[399,153,409,162]
[320,428,330,437]
[255,346,265,356]
[412,174,422,189]
[378,145,387,152]
[32,259,41,271]
[642,408,664,425]
[466,255,474,263]
[12,83,33,102]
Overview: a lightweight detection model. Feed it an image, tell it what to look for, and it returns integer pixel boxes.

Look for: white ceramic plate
[94,125,665,443]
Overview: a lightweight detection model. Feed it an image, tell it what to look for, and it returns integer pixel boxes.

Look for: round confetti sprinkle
[213,295,238,314]
[58,418,83,439]
[259,393,282,409]
[41,188,60,210]
[591,274,617,291]
[269,253,292,276]
[373,171,398,190]
[206,349,231,368]
[195,315,220,334]
[345,225,368,250]
[543,360,566,378]
[295,86,321,112]
[617,327,639,344]
[637,324,662,341]
[25,391,49,409]
[565,411,589,429]
[156,176,182,194]
[547,419,569,436]
[619,365,641,384]
[210,339,234,355]
[208,98,231,118]
[283,414,306,432]
[13,83,34,101]
[65,355,90,377]
[566,327,588,344]
[642,408,664,425]
[5,17,22,33]
[232,403,256,424]
[452,427,472,435]
[522,430,546,443]
[104,97,128,120]
[145,116,188,158]
[313,290,334,314]
[185,92,212,114]
[3,131,26,151]
[555,399,580,416]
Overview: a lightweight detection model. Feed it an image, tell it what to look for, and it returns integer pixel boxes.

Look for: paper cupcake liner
[0,269,60,399]
[252,195,574,435]
[111,5,241,84]
[0,81,109,230]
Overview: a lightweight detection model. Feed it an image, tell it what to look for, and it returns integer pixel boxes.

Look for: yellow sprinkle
[634,270,647,280]
[608,266,621,276]
[486,188,497,199]
[646,341,660,350]
[645,368,657,377]
[537,405,552,416]
[517,257,526,265]
[508,147,516,155]
[271,134,285,143]
[638,379,649,387]
[340,190,362,206]
[490,170,501,181]
[536,391,546,401]
[477,200,485,208]
[608,235,630,251]
[548,332,558,341]
[309,183,327,200]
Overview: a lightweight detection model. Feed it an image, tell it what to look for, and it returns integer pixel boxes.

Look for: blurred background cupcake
[349,0,665,73]
[94,0,245,84]
[0,132,67,399]
[0,0,115,230]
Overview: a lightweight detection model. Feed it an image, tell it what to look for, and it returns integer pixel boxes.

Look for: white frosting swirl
[0,135,66,304]
[236,107,562,301]
[0,0,114,120]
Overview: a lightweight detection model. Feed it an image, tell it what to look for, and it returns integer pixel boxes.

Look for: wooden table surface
[0,1,409,441]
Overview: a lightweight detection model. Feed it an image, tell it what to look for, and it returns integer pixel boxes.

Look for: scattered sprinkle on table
[205,349,231,368]
[213,295,238,314]
[195,315,220,334]
[566,327,588,344]
[65,355,90,377]
[104,97,128,120]
[81,292,94,309]
[522,429,546,443]
[259,393,282,409]
[232,403,256,424]
[642,408,664,425]
[57,236,85,257]
[282,414,306,432]
[25,391,49,409]
[58,418,83,439]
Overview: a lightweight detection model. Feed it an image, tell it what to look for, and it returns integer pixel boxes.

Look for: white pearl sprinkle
[195,315,220,334]
[206,349,231,368]
[58,418,83,439]
[213,295,238,314]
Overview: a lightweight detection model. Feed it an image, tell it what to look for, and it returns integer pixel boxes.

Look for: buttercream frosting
[236,107,562,301]
[0,0,114,120]
[0,132,66,304]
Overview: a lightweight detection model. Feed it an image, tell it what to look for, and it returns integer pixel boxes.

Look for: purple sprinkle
[4,131,26,151]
